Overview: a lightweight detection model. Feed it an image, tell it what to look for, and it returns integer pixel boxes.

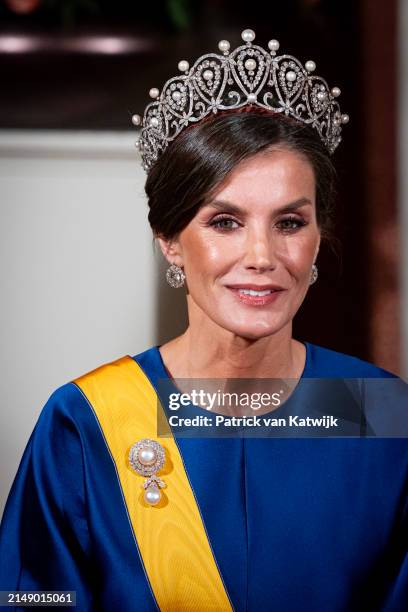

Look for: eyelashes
[208,214,308,233]
[277,216,308,232]
[209,216,239,231]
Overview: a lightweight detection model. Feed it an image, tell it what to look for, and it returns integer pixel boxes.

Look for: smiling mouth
[227,286,285,306]
[235,288,278,296]
[226,285,285,296]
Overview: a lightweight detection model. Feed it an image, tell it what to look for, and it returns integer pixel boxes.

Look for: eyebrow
[205,197,312,216]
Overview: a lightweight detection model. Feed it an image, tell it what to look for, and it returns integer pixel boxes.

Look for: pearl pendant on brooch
[129,438,166,506]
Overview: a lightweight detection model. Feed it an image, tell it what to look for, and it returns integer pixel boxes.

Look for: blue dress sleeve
[0,385,93,610]
[381,494,408,610]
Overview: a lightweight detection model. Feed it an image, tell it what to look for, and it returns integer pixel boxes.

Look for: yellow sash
[73,355,233,611]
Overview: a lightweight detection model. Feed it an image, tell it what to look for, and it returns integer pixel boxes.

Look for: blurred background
[0,0,406,513]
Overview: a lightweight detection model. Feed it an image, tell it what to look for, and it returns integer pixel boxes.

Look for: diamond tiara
[132,28,349,172]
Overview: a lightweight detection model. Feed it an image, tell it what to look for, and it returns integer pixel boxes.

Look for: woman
[0,29,407,611]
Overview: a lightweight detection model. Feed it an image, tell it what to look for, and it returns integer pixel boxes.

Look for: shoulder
[306,342,408,438]
[40,380,91,422]
[305,342,399,379]
[31,382,92,452]
[38,350,154,430]
[132,345,158,360]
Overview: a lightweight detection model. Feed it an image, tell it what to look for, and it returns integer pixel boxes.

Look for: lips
[226,284,285,292]
[237,288,277,296]
[226,285,285,306]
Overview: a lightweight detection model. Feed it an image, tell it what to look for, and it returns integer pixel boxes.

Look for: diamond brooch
[129,438,167,506]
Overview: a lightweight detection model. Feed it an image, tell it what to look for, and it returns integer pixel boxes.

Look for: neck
[160,298,306,381]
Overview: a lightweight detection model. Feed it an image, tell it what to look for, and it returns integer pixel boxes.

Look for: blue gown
[0,342,407,611]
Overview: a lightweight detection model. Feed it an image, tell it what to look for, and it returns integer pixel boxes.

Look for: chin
[222,321,284,341]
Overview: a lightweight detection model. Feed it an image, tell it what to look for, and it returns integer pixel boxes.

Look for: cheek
[289,240,316,267]
[278,233,319,272]
[183,234,235,275]
[180,227,319,282]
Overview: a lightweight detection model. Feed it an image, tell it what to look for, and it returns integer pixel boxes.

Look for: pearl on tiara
[178,60,189,72]
[241,29,256,43]
[132,28,349,172]
[268,39,280,51]
[218,39,230,53]
[244,58,257,71]
[149,88,160,99]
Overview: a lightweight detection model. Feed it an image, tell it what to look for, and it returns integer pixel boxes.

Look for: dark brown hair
[145,107,338,246]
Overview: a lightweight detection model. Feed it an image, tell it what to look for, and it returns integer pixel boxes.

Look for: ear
[156,235,184,267]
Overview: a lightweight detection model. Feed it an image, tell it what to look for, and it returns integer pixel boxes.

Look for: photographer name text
[168,415,339,428]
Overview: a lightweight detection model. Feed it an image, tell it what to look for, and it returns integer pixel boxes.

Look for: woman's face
[159,147,321,340]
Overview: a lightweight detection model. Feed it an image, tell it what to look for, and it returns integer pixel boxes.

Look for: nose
[243,226,277,272]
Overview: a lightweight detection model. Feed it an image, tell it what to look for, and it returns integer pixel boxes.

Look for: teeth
[238,289,275,296]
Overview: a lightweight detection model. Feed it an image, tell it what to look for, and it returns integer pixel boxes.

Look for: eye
[276,215,307,233]
[209,215,240,231]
